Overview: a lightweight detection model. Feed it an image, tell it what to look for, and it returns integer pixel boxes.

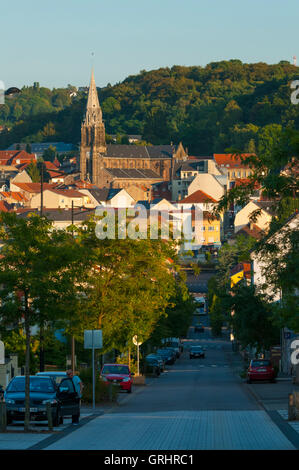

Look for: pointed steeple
[85,69,102,125]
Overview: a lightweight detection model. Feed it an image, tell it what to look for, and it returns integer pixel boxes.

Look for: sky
[1,0,299,90]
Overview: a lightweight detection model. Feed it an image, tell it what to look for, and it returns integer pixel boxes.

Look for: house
[177,189,217,212]
[78,188,136,208]
[30,189,88,209]
[0,200,14,212]
[230,262,252,288]
[0,191,28,206]
[187,173,226,202]
[10,169,33,186]
[9,182,58,203]
[126,184,149,203]
[250,213,299,376]
[171,157,222,201]
[6,142,76,157]
[177,209,222,255]
[0,150,36,166]
[16,207,95,231]
[214,153,254,189]
[234,200,275,233]
[199,211,222,249]
[151,181,172,202]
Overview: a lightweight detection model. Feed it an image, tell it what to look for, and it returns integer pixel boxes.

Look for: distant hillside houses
[7,142,77,156]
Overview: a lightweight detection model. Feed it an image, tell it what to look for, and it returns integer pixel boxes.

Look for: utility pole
[40,161,44,217]
[71,200,75,374]
[39,161,44,371]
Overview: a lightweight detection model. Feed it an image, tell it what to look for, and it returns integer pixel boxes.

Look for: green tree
[229,283,280,353]
[0,212,85,431]
[73,215,178,356]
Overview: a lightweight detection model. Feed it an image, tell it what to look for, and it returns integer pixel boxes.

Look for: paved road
[42,315,296,450]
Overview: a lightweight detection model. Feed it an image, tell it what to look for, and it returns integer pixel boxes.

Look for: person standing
[66,369,83,424]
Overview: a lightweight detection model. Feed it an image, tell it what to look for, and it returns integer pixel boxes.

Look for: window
[208,226,214,231]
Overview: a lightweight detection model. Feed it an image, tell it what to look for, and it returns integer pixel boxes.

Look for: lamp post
[38,160,46,371]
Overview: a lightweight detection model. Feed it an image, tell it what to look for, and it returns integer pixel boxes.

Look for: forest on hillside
[1,60,299,155]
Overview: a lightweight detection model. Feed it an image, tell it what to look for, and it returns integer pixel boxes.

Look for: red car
[100,364,134,393]
[247,359,276,383]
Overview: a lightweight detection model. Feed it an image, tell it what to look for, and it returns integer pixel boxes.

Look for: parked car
[100,364,134,393]
[4,375,80,426]
[144,356,161,376]
[156,348,176,365]
[146,354,165,371]
[189,346,205,359]
[162,347,178,361]
[36,371,67,387]
[161,338,182,357]
[247,360,276,383]
[194,323,204,333]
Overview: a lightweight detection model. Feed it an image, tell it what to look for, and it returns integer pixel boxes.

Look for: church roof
[104,168,162,179]
[105,145,174,159]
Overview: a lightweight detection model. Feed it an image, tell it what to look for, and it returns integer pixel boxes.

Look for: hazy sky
[1,0,299,89]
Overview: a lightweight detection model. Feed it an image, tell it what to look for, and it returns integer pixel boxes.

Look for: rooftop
[178,190,217,204]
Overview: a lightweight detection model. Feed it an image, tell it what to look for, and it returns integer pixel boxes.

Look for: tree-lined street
[2,314,297,450]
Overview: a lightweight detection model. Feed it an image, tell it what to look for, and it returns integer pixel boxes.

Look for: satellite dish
[132,335,142,346]
[5,87,21,96]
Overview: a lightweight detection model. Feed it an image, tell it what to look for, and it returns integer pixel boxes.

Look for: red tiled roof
[12,182,58,193]
[237,223,264,240]
[151,181,172,201]
[0,200,13,212]
[234,178,260,189]
[0,150,36,166]
[178,190,217,204]
[0,191,29,202]
[214,153,253,168]
[231,262,251,279]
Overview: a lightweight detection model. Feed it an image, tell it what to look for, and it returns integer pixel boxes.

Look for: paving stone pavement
[43,410,296,450]
[277,410,299,434]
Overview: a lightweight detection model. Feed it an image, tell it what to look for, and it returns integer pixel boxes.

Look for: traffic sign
[132,335,142,346]
[84,330,103,349]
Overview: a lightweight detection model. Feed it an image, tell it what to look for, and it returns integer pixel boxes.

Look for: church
[79,71,187,190]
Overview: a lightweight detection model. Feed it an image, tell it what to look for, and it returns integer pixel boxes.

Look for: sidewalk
[225,347,299,440]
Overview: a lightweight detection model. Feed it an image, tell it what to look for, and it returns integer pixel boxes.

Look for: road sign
[0,341,4,365]
[133,336,142,377]
[84,330,102,412]
[84,330,103,349]
[132,335,142,346]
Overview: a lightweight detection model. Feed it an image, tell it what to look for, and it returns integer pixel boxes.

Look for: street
[30,314,296,450]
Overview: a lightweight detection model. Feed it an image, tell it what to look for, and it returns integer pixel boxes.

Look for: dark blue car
[4,375,80,426]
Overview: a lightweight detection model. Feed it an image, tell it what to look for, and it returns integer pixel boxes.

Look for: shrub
[78,367,118,403]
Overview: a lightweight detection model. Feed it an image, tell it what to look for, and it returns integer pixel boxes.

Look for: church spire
[85,69,102,125]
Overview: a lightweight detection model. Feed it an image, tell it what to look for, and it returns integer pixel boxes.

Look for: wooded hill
[1,60,299,154]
